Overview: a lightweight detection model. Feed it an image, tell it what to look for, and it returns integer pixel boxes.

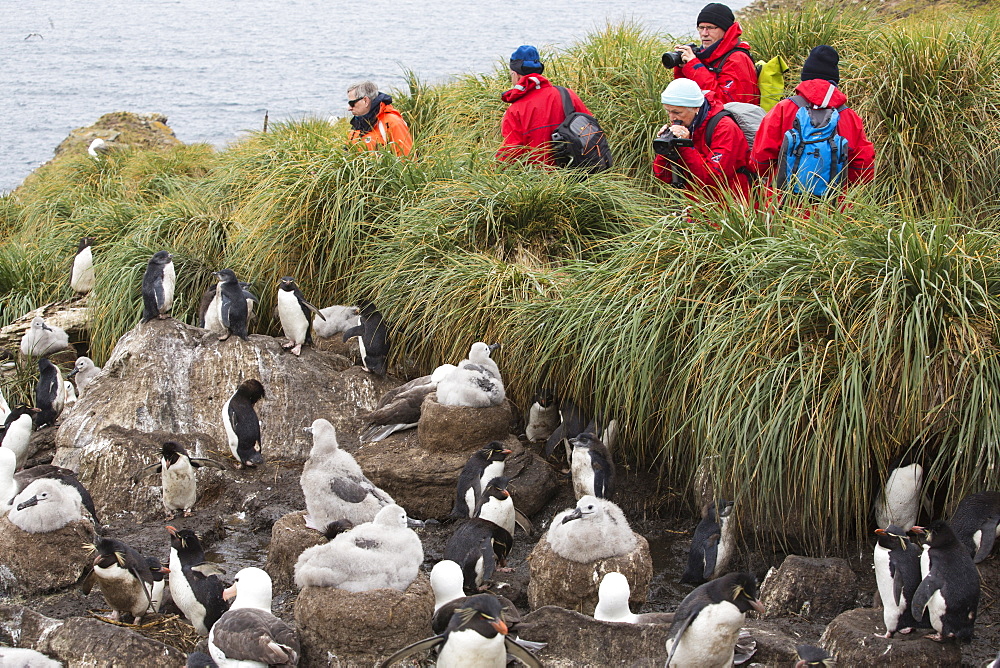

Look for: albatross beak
[561,508,583,524]
[16,495,39,511]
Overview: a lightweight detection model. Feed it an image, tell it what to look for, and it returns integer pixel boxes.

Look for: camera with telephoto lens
[661,44,697,69]
[652,125,694,156]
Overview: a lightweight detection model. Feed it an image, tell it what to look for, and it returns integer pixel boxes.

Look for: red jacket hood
[701,22,750,65]
[501,74,552,104]
[794,79,848,108]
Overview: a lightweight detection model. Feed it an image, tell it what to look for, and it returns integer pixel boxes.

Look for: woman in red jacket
[671,3,760,106]
[653,78,751,203]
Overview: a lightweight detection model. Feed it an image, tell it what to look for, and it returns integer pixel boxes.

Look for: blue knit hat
[661,78,705,107]
[510,45,544,76]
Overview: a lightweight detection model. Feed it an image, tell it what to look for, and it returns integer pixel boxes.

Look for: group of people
[344,2,876,206]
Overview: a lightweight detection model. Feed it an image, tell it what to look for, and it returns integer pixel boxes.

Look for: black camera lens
[661,51,685,69]
[652,130,694,156]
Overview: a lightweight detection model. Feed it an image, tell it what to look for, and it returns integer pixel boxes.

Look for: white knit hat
[660,78,706,107]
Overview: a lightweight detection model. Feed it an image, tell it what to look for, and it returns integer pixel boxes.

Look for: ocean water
[2,0,748,193]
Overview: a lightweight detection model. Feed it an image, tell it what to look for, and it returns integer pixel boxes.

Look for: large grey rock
[294,572,434,667]
[742,620,806,665]
[53,319,386,521]
[760,555,857,620]
[265,510,327,591]
[821,607,961,667]
[417,394,512,453]
[516,606,669,667]
[0,604,186,667]
[527,534,653,615]
[0,517,95,595]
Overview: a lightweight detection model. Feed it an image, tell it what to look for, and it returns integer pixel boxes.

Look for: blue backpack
[776,93,850,197]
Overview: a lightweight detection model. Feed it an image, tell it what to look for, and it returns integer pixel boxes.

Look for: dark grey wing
[220,289,237,328]
[504,636,544,668]
[703,533,720,581]
[190,458,228,470]
[212,609,299,665]
[591,446,615,498]
[329,477,371,504]
[295,289,325,320]
[134,461,163,480]
[911,575,942,621]
[379,635,445,667]
[192,563,226,578]
[342,324,364,342]
[666,594,710,667]
[480,536,497,582]
[974,519,1000,563]
[514,508,533,535]
[891,559,905,607]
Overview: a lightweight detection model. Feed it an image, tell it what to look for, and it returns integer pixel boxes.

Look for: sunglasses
[348,96,366,108]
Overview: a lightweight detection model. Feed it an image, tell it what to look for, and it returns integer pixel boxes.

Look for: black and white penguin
[342,300,390,376]
[167,526,228,636]
[201,281,258,332]
[665,572,765,667]
[436,342,506,408]
[875,460,923,531]
[313,304,359,339]
[2,405,39,469]
[594,572,675,624]
[81,537,158,623]
[680,499,735,585]
[137,441,226,519]
[359,363,458,442]
[71,236,96,294]
[873,524,928,637]
[300,418,395,531]
[211,269,249,341]
[383,593,543,668]
[20,316,70,358]
[524,389,560,443]
[949,490,1000,563]
[221,379,265,468]
[276,276,325,356]
[8,477,86,533]
[209,567,300,667]
[67,356,101,396]
[451,441,512,518]
[444,517,509,595]
[544,397,587,463]
[911,520,980,642]
[570,431,615,500]
[145,555,170,614]
[794,644,835,667]
[140,250,175,323]
[34,358,66,429]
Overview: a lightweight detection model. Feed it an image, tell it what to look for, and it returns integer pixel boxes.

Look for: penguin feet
[218,333,231,341]
[898,627,914,635]
[165,511,178,520]
[282,341,295,350]
[183,509,194,517]
[290,344,302,356]
[157,314,170,320]
[924,633,945,642]
[497,566,514,573]
[874,632,892,639]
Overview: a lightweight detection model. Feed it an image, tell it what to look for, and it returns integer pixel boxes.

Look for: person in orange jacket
[346,81,413,157]
[670,3,759,106]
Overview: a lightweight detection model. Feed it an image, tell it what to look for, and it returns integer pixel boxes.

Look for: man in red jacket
[497,45,591,166]
[671,3,759,106]
[653,78,751,203]
[752,45,875,193]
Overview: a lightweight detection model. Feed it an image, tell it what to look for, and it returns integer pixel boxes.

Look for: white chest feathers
[437,628,506,668]
[161,261,175,310]
[277,290,308,343]
[667,601,745,668]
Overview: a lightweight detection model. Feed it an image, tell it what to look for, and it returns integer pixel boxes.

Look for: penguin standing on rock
[570,431,615,500]
[136,441,226,518]
[81,537,158,623]
[201,281,258,332]
[35,358,66,429]
[167,526,228,636]
[342,301,390,376]
[222,380,265,468]
[873,525,928,637]
[680,499,735,585]
[276,276,325,356]
[452,441,512,518]
[911,520,980,642]
[2,405,39,469]
[212,269,249,341]
[949,490,1000,563]
[71,236,95,294]
[665,572,765,667]
[140,251,175,322]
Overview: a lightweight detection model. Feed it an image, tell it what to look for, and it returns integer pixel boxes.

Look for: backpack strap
[790,93,848,112]
[555,86,574,122]
[702,46,752,74]
[703,110,733,147]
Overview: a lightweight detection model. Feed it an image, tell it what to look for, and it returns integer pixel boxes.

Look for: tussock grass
[3,8,1000,551]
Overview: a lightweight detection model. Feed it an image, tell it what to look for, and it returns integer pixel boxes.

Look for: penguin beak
[502,449,512,455]
[16,495,39,511]
[166,525,178,537]
[910,525,926,535]
[561,508,583,524]
[489,618,508,635]
[161,566,171,574]
[750,598,765,614]
[874,528,886,535]
[222,584,237,601]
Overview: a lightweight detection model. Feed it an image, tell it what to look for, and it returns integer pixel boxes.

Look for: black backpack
[549,86,613,173]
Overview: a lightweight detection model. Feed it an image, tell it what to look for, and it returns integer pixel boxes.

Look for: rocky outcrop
[516,606,670,667]
[265,511,327,591]
[0,517,95,595]
[0,604,186,667]
[53,319,388,522]
[417,394,512,452]
[759,555,857,620]
[52,112,182,161]
[294,572,434,667]
[527,534,653,615]
[821,608,961,666]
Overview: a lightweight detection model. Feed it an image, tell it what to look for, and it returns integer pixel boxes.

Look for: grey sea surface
[2,0,748,193]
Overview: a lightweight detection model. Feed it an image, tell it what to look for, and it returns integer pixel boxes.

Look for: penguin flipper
[504,636,544,668]
[300,297,326,320]
[514,508,534,536]
[329,477,370,504]
[190,458,228,470]
[380,635,445,667]
[192,562,226,578]
[974,519,999,563]
[481,539,498,582]
[893,566,906,608]
[79,567,97,595]
[911,575,942,621]
[665,610,699,667]
[342,324,364,343]
[703,533,720,581]
[134,462,163,481]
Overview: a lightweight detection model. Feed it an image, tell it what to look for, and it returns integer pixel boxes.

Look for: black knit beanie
[801,45,840,84]
[697,3,735,31]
